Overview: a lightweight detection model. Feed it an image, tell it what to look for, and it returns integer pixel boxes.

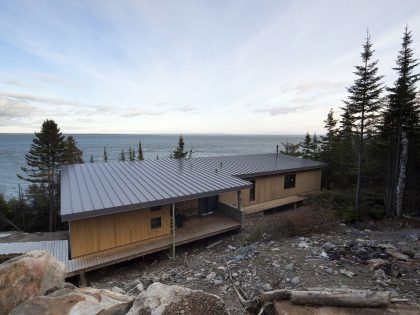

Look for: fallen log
[290,290,390,308]
[260,289,291,303]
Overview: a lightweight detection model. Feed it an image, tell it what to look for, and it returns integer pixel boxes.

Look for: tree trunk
[395,131,408,218]
[290,290,390,308]
[355,107,365,214]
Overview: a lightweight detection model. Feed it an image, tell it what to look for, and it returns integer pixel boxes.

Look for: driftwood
[206,240,223,249]
[290,289,390,308]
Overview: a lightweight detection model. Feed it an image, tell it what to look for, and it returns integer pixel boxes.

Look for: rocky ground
[87,209,420,315]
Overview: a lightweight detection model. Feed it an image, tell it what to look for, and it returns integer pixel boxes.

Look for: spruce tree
[300,133,313,159]
[62,136,84,164]
[337,105,356,190]
[103,147,108,162]
[119,150,126,162]
[382,27,419,217]
[138,141,144,160]
[18,119,65,231]
[129,146,135,161]
[173,135,188,159]
[311,134,321,160]
[344,32,384,213]
[320,109,339,188]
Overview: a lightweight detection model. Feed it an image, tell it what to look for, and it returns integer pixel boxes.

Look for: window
[249,179,256,201]
[284,174,296,189]
[151,217,162,229]
[151,205,162,211]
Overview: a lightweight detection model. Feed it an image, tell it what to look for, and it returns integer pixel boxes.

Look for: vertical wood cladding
[69,205,171,258]
[219,169,322,208]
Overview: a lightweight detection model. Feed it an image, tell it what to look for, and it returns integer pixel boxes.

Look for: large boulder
[10,287,134,315]
[126,282,228,315]
[0,250,65,315]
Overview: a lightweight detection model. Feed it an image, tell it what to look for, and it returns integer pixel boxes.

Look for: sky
[0,0,419,134]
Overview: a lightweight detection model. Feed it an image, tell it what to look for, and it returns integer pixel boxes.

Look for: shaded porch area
[242,195,307,215]
[66,213,240,277]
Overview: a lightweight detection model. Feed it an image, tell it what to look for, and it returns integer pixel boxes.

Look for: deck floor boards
[0,214,241,277]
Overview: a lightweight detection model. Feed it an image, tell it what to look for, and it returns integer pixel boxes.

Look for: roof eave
[61,183,252,222]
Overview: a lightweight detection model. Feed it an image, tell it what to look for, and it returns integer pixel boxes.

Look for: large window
[249,179,256,201]
[284,174,296,189]
[151,217,162,229]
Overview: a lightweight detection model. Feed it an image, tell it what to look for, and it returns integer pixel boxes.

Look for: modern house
[60,153,325,277]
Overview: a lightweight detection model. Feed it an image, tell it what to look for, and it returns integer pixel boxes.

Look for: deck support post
[79,271,87,287]
[171,203,176,261]
[237,191,243,225]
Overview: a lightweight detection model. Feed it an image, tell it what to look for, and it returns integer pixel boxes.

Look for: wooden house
[60,153,325,276]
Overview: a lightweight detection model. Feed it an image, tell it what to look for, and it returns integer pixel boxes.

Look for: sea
[0,134,304,199]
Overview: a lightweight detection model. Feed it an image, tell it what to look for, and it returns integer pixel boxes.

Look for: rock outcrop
[10,287,134,315]
[0,250,65,315]
[126,282,228,315]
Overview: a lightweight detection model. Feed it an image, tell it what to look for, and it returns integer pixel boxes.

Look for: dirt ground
[83,209,420,315]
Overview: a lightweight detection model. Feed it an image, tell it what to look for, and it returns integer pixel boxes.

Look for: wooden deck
[242,195,306,215]
[0,214,240,277]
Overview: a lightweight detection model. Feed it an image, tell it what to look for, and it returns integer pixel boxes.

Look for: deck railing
[217,202,244,225]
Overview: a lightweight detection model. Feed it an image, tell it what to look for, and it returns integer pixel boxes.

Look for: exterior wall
[219,169,322,208]
[69,205,171,258]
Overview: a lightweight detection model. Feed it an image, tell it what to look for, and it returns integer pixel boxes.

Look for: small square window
[151,217,161,229]
[151,205,162,211]
[284,174,296,189]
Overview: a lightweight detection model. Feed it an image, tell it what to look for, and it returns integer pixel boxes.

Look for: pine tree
[311,134,321,160]
[18,119,65,231]
[62,136,84,164]
[138,141,144,160]
[300,133,313,159]
[280,141,300,156]
[119,150,126,162]
[173,135,188,159]
[90,154,94,163]
[129,146,135,161]
[382,27,419,217]
[320,109,339,188]
[344,32,384,213]
[103,147,108,162]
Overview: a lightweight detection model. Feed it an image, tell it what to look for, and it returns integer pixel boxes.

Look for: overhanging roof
[61,153,326,221]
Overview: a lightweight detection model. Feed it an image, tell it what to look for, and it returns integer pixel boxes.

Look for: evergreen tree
[103,147,108,162]
[90,154,94,163]
[311,134,321,160]
[119,150,126,162]
[173,135,188,159]
[18,119,65,231]
[344,32,384,213]
[320,109,339,188]
[300,133,313,159]
[138,141,144,160]
[129,146,135,161]
[280,141,301,156]
[62,136,84,164]
[382,27,419,217]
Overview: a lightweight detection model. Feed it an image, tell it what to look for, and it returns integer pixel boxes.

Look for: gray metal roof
[61,153,326,221]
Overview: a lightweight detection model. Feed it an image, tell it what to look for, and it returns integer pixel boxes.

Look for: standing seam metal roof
[61,153,326,221]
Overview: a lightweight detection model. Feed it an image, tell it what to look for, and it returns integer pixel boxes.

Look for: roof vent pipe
[276,144,279,156]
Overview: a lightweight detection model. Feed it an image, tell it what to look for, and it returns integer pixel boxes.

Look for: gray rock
[262,284,272,291]
[285,263,295,271]
[136,283,144,292]
[291,277,301,286]
[372,268,387,281]
[339,269,355,277]
[324,268,333,274]
[111,286,125,294]
[206,272,217,281]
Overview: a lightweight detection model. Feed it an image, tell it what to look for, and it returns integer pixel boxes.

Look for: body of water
[0,134,304,198]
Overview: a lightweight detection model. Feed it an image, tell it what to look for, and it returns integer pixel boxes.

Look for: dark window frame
[249,179,256,201]
[150,217,162,229]
[284,174,296,189]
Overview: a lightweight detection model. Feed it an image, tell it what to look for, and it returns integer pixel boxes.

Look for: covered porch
[66,212,240,277]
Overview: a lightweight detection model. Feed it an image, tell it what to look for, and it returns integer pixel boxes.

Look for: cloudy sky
[0,0,419,134]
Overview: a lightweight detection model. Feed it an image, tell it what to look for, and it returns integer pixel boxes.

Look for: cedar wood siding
[219,169,322,208]
[69,205,171,258]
